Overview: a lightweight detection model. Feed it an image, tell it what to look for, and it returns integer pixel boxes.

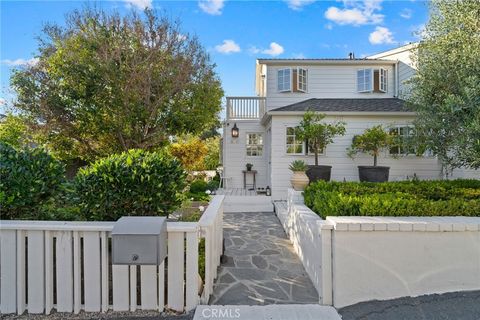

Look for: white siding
[367,44,417,98]
[223,120,268,189]
[265,64,396,110]
[269,114,446,200]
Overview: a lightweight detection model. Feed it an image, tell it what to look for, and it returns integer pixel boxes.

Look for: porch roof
[269,98,411,113]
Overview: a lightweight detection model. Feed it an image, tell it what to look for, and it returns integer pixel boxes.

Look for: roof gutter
[257,59,397,66]
[267,111,416,116]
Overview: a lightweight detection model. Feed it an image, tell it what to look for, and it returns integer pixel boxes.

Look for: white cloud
[1,58,39,67]
[214,39,241,54]
[292,52,306,59]
[410,23,427,39]
[262,42,284,56]
[124,0,152,10]
[369,26,395,45]
[325,0,384,26]
[400,8,412,19]
[286,0,315,11]
[198,0,224,15]
[325,23,333,30]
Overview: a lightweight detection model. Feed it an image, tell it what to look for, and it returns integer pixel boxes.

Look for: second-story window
[380,68,388,92]
[278,68,308,93]
[277,68,291,92]
[297,68,308,92]
[357,69,372,92]
[358,68,388,93]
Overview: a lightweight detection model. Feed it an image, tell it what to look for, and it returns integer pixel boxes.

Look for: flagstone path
[209,211,319,305]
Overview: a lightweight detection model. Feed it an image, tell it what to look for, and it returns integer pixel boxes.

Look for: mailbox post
[112,216,167,265]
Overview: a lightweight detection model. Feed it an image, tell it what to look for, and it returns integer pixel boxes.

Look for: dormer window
[357,68,388,93]
[278,68,308,93]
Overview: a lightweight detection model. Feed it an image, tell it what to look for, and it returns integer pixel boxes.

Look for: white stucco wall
[326,216,480,308]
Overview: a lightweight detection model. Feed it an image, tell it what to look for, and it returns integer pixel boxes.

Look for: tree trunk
[374,154,378,166]
[315,149,319,166]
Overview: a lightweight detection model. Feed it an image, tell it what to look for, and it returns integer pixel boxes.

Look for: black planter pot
[306,165,332,183]
[358,166,390,182]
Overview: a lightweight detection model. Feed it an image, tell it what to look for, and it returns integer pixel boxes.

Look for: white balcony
[226,96,266,120]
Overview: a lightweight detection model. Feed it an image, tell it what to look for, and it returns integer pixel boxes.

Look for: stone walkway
[209,212,319,305]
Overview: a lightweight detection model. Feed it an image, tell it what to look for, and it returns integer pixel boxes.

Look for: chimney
[348,52,355,60]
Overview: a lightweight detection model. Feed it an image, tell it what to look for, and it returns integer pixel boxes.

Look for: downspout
[395,60,399,97]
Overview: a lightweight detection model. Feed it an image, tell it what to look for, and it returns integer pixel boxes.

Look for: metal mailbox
[112,216,167,265]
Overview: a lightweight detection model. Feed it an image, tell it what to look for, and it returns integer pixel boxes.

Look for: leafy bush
[304,180,480,218]
[73,149,186,221]
[169,136,208,171]
[0,142,65,219]
[190,179,208,194]
[207,178,220,191]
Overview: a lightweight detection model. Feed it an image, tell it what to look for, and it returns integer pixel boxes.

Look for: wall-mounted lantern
[231,123,239,138]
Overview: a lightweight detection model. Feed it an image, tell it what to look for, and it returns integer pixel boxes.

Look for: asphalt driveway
[338,290,480,320]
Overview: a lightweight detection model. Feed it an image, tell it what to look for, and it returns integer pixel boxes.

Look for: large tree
[408,0,480,173]
[11,8,223,161]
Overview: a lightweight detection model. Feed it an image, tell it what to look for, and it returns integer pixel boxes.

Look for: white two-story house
[221,43,479,200]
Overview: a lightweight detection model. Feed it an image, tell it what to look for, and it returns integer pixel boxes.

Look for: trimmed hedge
[304,180,480,219]
[0,142,66,219]
[73,149,186,221]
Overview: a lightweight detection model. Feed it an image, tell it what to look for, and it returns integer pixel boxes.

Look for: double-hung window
[277,68,291,92]
[357,69,372,92]
[286,127,304,154]
[246,133,263,157]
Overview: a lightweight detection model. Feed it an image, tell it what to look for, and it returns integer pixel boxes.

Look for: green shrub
[73,149,186,221]
[304,180,480,218]
[207,178,219,191]
[0,142,65,219]
[190,179,208,194]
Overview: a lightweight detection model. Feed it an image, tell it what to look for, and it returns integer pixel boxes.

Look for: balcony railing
[226,97,266,120]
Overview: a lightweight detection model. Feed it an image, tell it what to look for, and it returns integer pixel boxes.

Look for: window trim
[285,126,304,155]
[245,132,264,157]
[277,68,292,92]
[389,125,417,156]
[357,68,373,93]
[297,67,308,93]
[379,68,388,93]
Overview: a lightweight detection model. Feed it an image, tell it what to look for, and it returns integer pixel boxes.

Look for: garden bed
[304,179,480,219]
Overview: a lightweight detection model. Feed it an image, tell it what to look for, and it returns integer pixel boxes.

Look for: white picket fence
[0,195,224,315]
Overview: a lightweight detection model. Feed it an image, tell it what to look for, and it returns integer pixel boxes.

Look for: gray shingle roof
[270,98,411,113]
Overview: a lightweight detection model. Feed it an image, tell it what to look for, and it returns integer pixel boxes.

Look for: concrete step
[194,305,341,320]
[224,195,274,213]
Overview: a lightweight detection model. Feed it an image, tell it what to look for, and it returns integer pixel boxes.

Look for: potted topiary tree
[296,111,346,182]
[289,160,309,191]
[347,125,393,182]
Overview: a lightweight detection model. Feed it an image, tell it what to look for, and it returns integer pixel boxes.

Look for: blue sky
[0,0,429,113]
